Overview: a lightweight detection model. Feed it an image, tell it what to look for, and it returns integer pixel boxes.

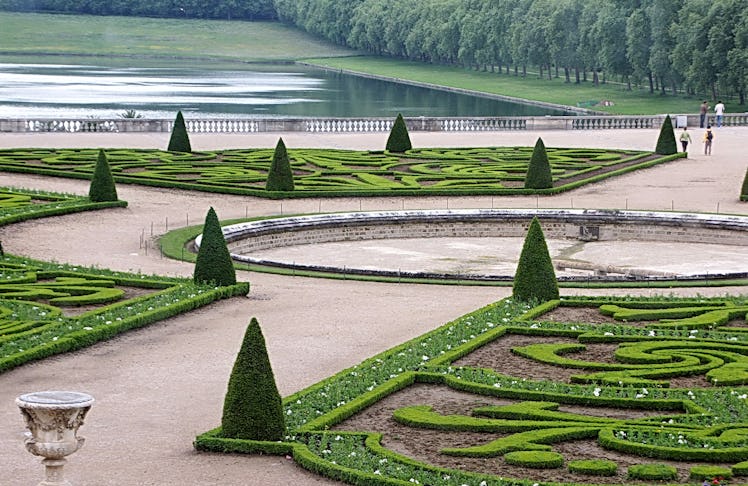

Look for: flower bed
[197,296,748,485]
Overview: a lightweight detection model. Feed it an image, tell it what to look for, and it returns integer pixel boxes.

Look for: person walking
[699,100,709,128]
[703,125,714,155]
[714,100,725,127]
[679,126,692,153]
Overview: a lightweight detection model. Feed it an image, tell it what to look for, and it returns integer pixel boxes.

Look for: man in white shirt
[714,101,725,127]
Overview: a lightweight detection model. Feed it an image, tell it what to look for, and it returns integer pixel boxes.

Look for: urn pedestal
[16,391,94,486]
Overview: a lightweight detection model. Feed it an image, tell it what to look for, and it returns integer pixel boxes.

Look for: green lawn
[304,57,705,116]
[0,11,356,61]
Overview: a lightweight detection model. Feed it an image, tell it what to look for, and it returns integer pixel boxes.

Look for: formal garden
[1,119,747,485]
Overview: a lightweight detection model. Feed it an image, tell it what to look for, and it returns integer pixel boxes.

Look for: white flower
[604,332,614,336]
[593,387,601,397]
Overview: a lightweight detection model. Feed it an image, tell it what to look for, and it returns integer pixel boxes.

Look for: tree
[741,167,748,200]
[221,318,285,440]
[88,149,118,202]
[385,113,412,152]
[193,207,237,286]
[513,216,559,303]
[524,138,553,189]
[265,137,295,192]
[167,111,191,153]
[655,115,678,155]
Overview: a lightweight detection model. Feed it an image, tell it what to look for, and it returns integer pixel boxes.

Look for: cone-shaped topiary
[524,137,553,189]
[167,111,191,152]
[513,216,559,302]
[265,137,294,192]
[655,115,677,155]
[221,317,285,440]
[88,149,118,202]
[385,113,412,152]
[741,167,748,200]
[193,207,236,286]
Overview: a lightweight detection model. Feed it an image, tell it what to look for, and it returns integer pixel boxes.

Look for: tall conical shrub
[385,113,412,152]
[193,207,236,286]
[524,138,553,189]
[221,317,285,441]
[88,149,118,202]
[655,115,677,155]
[167,111,191,152]
[265,137,294,192]
[741,167,748,201]
[513,216,559,302]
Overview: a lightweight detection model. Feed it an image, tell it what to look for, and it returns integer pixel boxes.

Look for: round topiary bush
[690,465,731,481]
[627,463,677,481]
[568,459,618,476]
[503,450,563,469]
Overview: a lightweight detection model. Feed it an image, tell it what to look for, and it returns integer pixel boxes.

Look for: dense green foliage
[689,465,732,481]
[741,167,748,201]
[512,217,559,302]
[0,147,683,199]
[524,138,552,189]
[167,111,191,153]
[655,115,678,155]
[627,463,678,480]
[265,138,294,192]
[221,317,285,440]
[0,0,275,20]
[88,149,118,202]
[385,113,412,153]
[193,207,237,287]
[276,0,748,104]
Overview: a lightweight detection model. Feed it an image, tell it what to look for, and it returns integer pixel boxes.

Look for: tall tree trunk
[522,64,527,77]
[547,64,552,80]
[593,70,599,87]
[626,76,631,91]
[564,67,571,83]
[648,73,654,93]
[575,68,580,84]
[539,65,544,78]
[583,70,588,82]
[711,82,717,101]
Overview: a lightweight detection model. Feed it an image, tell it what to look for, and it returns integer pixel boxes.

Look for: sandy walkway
[0,127,747,485]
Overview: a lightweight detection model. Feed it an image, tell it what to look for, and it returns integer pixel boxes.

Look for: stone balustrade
[3,114,746,134]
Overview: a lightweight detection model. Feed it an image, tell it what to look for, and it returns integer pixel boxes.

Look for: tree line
[4,0,745,103]
[273,0,747,104]
[0,0,276,20]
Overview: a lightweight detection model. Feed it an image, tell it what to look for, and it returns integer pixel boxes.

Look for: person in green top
[679,126,692,153]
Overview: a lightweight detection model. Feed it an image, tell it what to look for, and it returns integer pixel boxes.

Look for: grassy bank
[305,57,704,116]
[0,11,355,61]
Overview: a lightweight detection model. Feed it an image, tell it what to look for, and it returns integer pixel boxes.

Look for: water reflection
[0,63,569,118]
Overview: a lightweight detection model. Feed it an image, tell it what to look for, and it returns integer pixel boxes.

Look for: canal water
[0,62,570,119]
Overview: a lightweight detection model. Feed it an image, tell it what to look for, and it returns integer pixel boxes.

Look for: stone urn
[16,391,94,486]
